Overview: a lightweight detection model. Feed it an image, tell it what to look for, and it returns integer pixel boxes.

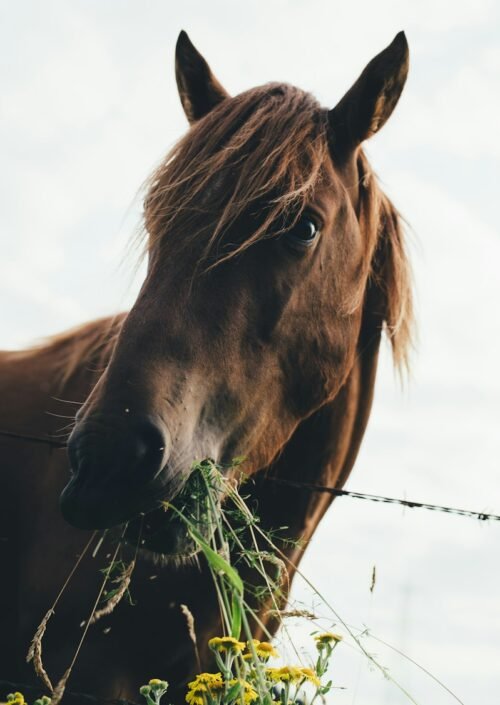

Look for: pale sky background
[1,1,499,703]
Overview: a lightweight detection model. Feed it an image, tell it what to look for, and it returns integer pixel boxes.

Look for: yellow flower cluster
[189,673,224,690]
[185,672,259,705]
[186,673,224,705]
[179,631,341,705]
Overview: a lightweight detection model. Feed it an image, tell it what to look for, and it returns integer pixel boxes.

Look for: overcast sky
[1,2,499,703]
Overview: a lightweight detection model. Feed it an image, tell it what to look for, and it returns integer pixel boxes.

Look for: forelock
[142,83,331,264]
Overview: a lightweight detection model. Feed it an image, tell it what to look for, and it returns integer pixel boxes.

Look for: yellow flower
[6,695,26,705]
[208,636,246,653]
[149,678,168,688]
[265,667,282,682]
[265,666,303,683]
[299,667,321,687]
[247,640,279,660]
[227,679,258,704]
[314,632,342,645]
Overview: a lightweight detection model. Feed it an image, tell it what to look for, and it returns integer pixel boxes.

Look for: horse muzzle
[60,413,172,530]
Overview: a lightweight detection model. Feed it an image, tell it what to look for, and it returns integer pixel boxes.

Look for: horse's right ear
[175,30,230,124]
[329,32,409,153]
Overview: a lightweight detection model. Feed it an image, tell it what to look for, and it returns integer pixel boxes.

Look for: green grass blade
[230,593,242,639]
[188,527,244,595]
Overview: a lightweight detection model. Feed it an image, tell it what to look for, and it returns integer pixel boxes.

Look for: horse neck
[246,326,382,563]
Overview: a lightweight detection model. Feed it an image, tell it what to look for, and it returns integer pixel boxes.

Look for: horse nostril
[67,414,170,486]
[61,415,171,530]
[132,418,169,480]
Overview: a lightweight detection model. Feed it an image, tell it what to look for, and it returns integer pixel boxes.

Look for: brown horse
[0,31,412,704]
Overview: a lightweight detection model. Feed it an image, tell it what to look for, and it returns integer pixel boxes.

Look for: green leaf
[225,682,242,702]
[188,526,244,638]
[319,680,332,695]
[188,528,243,595]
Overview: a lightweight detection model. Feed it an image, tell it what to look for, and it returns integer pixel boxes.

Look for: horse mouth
[60,441,195,529]
[60,479,203,559]
[60,453,222,560]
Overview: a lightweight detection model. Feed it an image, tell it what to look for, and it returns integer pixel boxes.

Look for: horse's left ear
[329,31,409,152]
[175,30,230,124]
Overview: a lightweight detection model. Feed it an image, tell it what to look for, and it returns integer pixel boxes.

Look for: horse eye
[286,217,319,248]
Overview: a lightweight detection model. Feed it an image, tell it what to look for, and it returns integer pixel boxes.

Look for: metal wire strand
[1,429,499,522]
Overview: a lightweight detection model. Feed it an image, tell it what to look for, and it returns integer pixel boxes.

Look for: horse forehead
[309,159,346,207]
[327,152,361,209]
[201,156,340,210]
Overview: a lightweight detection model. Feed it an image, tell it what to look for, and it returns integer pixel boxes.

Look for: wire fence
[1,428,499,523]
[266,477,500,522]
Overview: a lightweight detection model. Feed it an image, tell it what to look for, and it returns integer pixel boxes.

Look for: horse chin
[124,508,199,564]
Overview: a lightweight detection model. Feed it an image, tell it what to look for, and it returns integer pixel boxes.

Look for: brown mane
[357,151,413,370]
[24,315,125,389]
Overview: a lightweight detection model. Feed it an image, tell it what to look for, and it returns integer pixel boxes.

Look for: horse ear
[329,31,409,152]
[175,30,230,124]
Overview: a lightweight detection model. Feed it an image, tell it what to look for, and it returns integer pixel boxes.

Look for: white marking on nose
[124,408,130,413]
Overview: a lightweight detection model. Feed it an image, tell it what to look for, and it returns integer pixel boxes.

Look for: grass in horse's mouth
[125,459,227,561]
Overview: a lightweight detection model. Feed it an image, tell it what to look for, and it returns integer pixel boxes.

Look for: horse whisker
[50,397,84,406]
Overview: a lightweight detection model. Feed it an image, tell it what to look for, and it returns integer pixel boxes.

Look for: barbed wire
[2,429,499,523]
[266,477,500,522]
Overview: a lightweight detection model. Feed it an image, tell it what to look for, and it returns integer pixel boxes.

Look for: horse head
[61,31,412,557]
